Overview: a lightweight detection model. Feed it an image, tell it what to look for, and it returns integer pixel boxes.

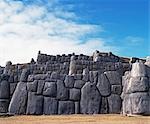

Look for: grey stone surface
[10,83,17,96]
[75,102,80,114]
[104,71,121,85]
[100,97,109,114]
[43,82,57,97]
[108,94,122,114]
[0,99,9,113]
[57,80,69,100]
[43,97,58,115]
[0,80,10,99]
[37,80,45,95]
[20,69,30,82]
[9,82,28,114]
[111,85,122,95]
[27,80,38,92]
[26,92,43,115]
[130,61,146,77]
[69,88,81,101]
[58,101,75,114]
[64,75,75,88]
[74,80,85,89]
[126,77,149,93]
[97,73,111,97]
[80,82,101,114]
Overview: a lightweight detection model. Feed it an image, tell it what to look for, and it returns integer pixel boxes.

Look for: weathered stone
[10,83,17,96]
[0,99,9,113]
[69,56,76,75]
[20,69,30,82]
[82,68,89,82]
[104,71,121,85]
[123,93,150,115]
[50,72,58,80]
[8,74,14,83]
[100,97,109,114]
[58,101,75,114]
[75,102,80,114]
[9,82,27,114]
[108,94,122,114]
[130,61,146,77]
[89,71,94,83]
[97,73,111,97]
[64,75,74,88]
[43,82,57,97]
[34,74,46,80]
[74,80,85,89]
[80,82,101,114]
[27,75,34,82]
[126,77,149,93]
[37,80,45,95]
[69,88,81,101]
[111,85,122,95]
[0,80,10,99]
[56,80,69,100]
[26,92,43,115]
[74,74,82,80]
[43,97,58,115]
[27,80,38,92]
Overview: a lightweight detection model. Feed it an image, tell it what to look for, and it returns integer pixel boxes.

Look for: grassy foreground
[0,114,150,124]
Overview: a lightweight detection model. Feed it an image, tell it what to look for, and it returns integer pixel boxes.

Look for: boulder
[97,73,111,97]
[9,82,28,114]
[43,82,57,97]
[0,80,10,99]
[126,77,149,93]
[27,80,38,92]
[37,80,45,95]
[108,94,122,114]
[58,101,75,114]
[43,97,58,115]
[56,80,69,100]
[64,75,74,88]
[74,80,85,89]
[104,71,121,85]
[69,88,81,101]
[80,82,101,114]
[26,92,43,115]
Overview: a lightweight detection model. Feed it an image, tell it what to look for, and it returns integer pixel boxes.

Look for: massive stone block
[111,85,122,95]
[69,88,81,101]
[43,97,58,115]
[20,69,30,82]
[58,101,75,114]
[27,80,38,92]
[64,75,75,88]
[43,82,57,97]
[37,80,45,95]
[74,80,85,89]
[97,73,111,97]
[104,71,121,85]
[108,94,122,114]
[0,80,10,99]
[80,82,101,114]
[9,82,28,114]
[26,92,43,115]
[100,97,109,114]
[57,80,69,100]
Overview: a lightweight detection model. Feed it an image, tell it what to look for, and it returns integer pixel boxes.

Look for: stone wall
[0,51,149,116]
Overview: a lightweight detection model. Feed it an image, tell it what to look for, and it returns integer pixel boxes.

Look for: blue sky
[0,0,149,65]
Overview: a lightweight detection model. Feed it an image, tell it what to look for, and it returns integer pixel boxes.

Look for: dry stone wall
[0,51,149,116]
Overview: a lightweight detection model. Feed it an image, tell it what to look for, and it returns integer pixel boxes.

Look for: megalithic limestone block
[80,82,101,114]
[8,82,28,114]
[122,61,150,115]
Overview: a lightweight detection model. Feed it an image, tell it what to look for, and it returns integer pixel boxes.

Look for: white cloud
[0,0,117,66]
